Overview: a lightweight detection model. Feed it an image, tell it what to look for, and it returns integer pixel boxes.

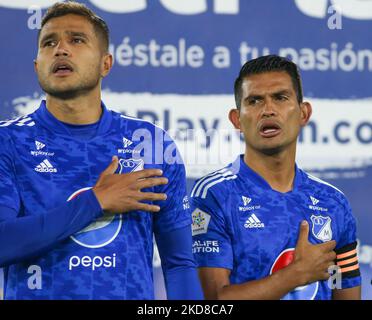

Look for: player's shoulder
[0,113,37,142]
[0,114,36,130]
[111,110,165,133]
[301,169,350,207]
[190,164,238,201]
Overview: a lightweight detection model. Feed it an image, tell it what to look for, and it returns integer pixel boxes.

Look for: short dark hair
[38,1,110,52]
[234,55,303,108]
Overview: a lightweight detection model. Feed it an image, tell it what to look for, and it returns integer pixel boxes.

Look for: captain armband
[335,241,360,278]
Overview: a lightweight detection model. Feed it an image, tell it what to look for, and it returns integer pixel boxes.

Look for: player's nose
[54,41,71,57]
[262,99,277,117]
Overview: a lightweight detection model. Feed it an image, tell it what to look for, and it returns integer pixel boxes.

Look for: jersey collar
[34,100,113,137]
[232,154,304,193]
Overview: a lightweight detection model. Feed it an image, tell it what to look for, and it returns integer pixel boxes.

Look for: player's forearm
[332,286,361,300]
[0,189,103,267]
[165,267,204,300]
[156,225,204,300]
[216,262,306,300]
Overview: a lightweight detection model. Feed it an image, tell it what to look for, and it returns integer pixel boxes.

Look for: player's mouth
[52,61,74,76]
[258,120,282,138]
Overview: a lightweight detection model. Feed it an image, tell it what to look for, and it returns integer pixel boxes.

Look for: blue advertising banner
[0,0,371,300]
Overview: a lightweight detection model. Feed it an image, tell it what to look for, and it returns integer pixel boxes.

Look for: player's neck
[244,146,296,193]
[45,89,102,125]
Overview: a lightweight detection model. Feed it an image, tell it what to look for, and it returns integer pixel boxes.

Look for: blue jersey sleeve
[189,182,233,270]
[0,130,104,267]
[153,131,191,234]
[0,189,103,267]
[0,132,21,214]
[335,197,361,289]
[155,225,204,300]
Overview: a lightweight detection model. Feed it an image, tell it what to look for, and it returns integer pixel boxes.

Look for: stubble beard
[38,67,101,100]
[247,135,290,157]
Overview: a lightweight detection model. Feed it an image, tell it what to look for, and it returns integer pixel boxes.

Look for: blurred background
[0,0,371,300]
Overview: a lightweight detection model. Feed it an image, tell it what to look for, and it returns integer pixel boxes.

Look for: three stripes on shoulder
[190,169,344,200]
[191,168,237,199]
[0,116,35,127]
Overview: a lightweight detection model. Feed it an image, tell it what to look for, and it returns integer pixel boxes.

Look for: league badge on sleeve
[310,215,333,242]
[191,208,211,236]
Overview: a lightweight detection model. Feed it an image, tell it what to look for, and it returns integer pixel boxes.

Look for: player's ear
[229,108,241,130]
[101,53,113,78]
[299,101,312,127]
[33,59,38,73]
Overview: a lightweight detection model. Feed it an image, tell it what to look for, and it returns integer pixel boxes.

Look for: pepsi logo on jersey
[69,253,117,271]
[270,248,319,300]
[67,187,123,249]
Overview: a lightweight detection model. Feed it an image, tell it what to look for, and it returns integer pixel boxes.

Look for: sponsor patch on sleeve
[191,208,211,236]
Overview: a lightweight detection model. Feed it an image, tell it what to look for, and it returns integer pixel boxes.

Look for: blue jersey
[190,155,361,300]
[0,100,192,300]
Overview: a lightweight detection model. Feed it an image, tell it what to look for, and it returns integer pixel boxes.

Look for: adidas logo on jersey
[35,140,45,150]
[308,196,328,212]
[123,137,133,148]
[117,137,140,155]
[35,159,57,173]
[242,196,252,206]
[31,140,55,157]
[239,196,260,212]
[244,213,265,229]
[310,196,319,206]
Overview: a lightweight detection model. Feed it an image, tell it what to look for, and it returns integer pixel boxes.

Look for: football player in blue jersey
[190,55,361,300]
[0,1,202,300]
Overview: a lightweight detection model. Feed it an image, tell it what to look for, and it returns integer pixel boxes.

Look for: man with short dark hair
[0,1,203,300]
[190,55,361,300]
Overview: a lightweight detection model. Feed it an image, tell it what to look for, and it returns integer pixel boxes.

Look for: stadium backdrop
[0,0,371,300]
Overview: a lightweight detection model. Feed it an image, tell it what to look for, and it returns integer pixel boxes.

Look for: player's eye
[247,97,262,106]
[275,94,289,101]
[72,37,85,44]
[43,40,57,47]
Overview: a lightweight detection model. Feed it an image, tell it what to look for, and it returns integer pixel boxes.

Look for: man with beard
[0,1,202,300]
[190,55,361,300]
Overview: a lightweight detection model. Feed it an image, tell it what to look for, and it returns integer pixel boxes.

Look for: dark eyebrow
[243,89,293,103]
[272,89,292,96]
[39,31,89,45]
[39,32,57,45]
[244,94,263,102]
[65,31,89,40]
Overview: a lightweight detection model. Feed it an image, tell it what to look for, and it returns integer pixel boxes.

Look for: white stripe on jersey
[307,173,344,195]
[200,174,237,199]
[193,170,235,198]
[0,116,35,127]
[251,214,260,223]
[190,168,229,197]
[120,114,166,132]
[44,159,53,168]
